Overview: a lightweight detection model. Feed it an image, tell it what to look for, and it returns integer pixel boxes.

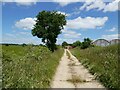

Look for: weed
[67,75,86,83]
[68,63,75,66]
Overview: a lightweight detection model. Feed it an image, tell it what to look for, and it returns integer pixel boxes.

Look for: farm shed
[110,39,120,45]
[91,39,110,46]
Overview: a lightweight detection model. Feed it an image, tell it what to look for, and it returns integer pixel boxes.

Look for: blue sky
[1,0,119,44]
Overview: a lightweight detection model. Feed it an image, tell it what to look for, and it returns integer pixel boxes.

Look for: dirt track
[51,49,105,88]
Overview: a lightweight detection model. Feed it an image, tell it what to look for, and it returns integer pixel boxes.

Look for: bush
[22,43,27,47]
[81,38,92,49]
[62,41,68,48]
[72,41,81,47]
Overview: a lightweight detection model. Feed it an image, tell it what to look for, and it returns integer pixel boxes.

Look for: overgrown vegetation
[72,41,81,47]
[2,45,63,88]
[62,41,68,48]
[62,38,93,49]
[0,45,2,88]
[71,45,119,89]
[67,75,86,83]
[80,38,93,49]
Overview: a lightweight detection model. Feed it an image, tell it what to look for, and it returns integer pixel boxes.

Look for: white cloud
[87,0,105,11]
[2,0,38,6]
[52,0,101,7]
[106,27,117,32]
[1,0,13,2]
[57,38,77,44]
[70,7,81,16]
[2,31,41,44]
[103,0,119,12]
[62,30,81,38]
[57,11,70,16]
[5,33,15,37]
[3,36,41,45]
[80,0,95,10]
[15,16,108,31]
[80,0,120,12]
[71,11,81,16]
[14,16,108,32]
[80,0,105,11]
[66,16,108,29]
[52,0,84,6]
[15,18,36,30]
[101,34,120,40]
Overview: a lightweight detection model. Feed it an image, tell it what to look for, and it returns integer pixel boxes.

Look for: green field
[71,45,119,89]
[1,45,63,88]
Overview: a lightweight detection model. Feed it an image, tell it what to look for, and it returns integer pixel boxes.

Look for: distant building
[110,39,120,45]
[91,39,110,47]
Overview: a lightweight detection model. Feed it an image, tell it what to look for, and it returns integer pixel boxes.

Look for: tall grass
[71,45,119,89]
[2,45,63,88]
[0,45,2,88]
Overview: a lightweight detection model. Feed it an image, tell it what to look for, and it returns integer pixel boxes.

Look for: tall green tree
[32,11,66,52]
[72,40,81,47]
[62,41,68,48]
[81,38,92,49]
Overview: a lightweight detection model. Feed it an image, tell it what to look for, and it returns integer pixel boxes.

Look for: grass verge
[2,45,64,88]
[71,45,119,89]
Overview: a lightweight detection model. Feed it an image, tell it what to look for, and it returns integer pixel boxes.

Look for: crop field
[1,45,63,88]
[71,45,119,89]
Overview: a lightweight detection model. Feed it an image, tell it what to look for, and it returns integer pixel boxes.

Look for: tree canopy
[32,11,66,52]
[72,40,81,47]
[81,38,92,49]
[62,41,68,48]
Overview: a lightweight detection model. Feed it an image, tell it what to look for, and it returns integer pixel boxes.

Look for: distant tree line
[62,38,94,49]
[1,43,22,46]
[1,43,45,47]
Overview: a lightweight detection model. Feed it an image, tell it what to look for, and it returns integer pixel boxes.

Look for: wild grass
[68,63,75,66]
[2,45,64,88]
[67,75,86,83]
[71,45,119,89]
[0,45,2,88]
